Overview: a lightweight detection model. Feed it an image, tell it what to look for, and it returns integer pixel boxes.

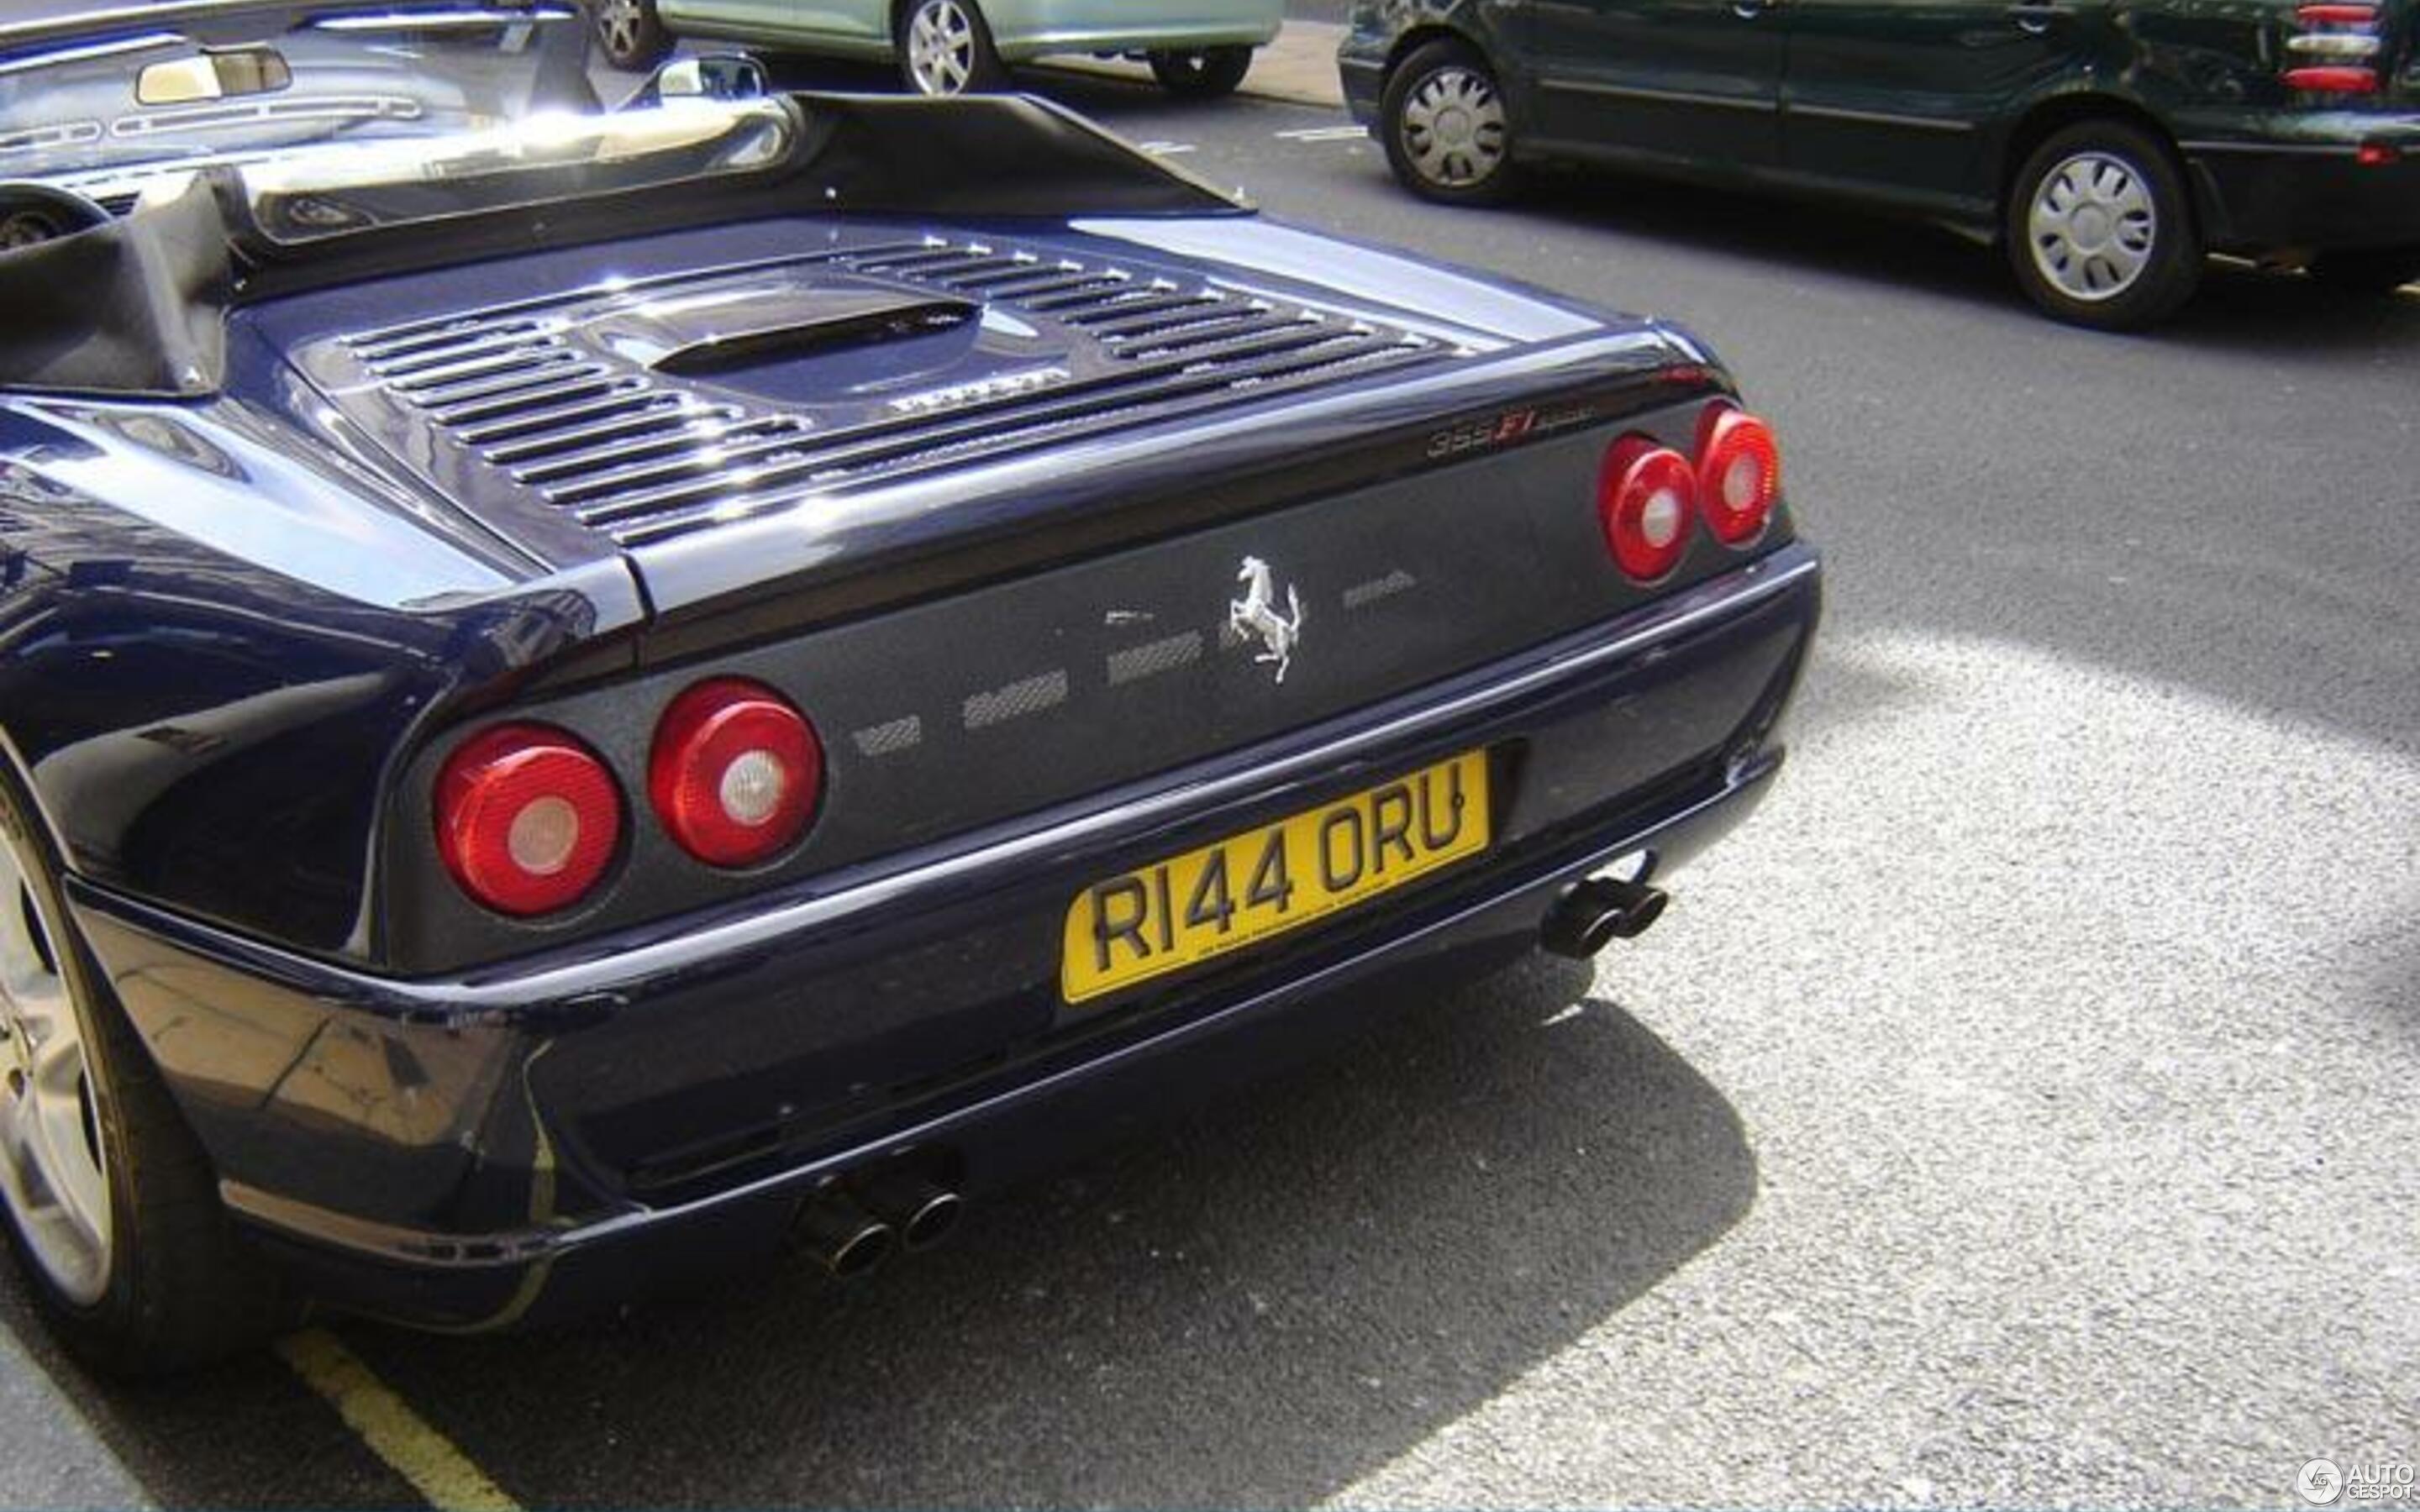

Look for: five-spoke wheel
[0,785,287,1375]
[898,0,1003,97]
[0,828,110,1308]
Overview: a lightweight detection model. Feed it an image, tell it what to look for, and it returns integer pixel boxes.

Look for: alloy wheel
[1397,66,1507,190]
[0,829,110,1307]
[595,0,647,61]
[2026,150,2158,303]
[905,0,980,96]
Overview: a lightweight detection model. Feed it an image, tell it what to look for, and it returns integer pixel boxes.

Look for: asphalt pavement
[5,48,2417,1512]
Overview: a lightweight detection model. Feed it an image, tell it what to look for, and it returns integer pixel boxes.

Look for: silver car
[597,0,1283,97]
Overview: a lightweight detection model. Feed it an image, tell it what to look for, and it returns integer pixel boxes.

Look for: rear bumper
[1337,21,1387,124]
[1340,59,1384,126]
[67,542,1819,1329]
[2181,115,2420,253]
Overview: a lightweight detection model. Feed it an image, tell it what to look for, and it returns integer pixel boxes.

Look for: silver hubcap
[2028,150,2158,303]
[0,829,110,1307]
[1400,66,1506,188]
[905,1,978,96]
[596,0,644,58]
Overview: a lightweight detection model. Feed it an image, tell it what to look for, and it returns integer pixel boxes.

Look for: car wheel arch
[1996,93,2198,244]
[1381,23,1534,139]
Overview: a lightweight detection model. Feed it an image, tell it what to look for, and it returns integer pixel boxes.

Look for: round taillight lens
[1696,406,1781,546]
[435,724,623,916]
[650,678,823,868]
[1598,437,1698,581]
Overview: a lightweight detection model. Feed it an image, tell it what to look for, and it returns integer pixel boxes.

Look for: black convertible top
[0,181,227,397]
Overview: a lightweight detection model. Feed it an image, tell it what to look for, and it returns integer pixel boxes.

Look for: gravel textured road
[4,64,2414,1511]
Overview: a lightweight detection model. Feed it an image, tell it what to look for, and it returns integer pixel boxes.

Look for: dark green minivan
[1339,0,2420,327]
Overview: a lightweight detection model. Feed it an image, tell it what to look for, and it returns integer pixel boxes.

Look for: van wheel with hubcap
[2006,121,2201,330]
[593,0,671,71]
[897,0,1004,96]
[0,785,287,1376]
[1380,39,1518,207]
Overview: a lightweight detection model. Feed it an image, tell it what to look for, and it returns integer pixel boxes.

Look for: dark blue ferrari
[0,0,1818,1373]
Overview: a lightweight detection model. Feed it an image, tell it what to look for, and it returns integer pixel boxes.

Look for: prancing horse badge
[1229,555,1305,685]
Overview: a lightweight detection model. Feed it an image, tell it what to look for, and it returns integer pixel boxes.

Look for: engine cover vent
[309,233,1473,549]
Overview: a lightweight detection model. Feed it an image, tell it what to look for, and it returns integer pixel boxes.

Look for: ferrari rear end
[0,45,1818,1359]
[135,213,1812,1328]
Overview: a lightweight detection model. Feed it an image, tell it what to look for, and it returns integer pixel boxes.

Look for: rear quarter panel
[0,396,643,957]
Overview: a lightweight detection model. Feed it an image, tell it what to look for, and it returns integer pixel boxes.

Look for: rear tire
[2004,121,2201,330]
[1147,45,1253,99]
[2307,248,2420,296]
[1379,39,1519,207]
[897,0,1006,96]
[592,0,671,71]
[0,784,288,1377]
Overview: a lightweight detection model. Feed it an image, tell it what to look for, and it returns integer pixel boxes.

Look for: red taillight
[2283,64,2380,90]
[2285,0,2382,92]
[650,678,823,868]
[1597,437,1697,581]
[435,725,622,916]
[1695,407,1781,546]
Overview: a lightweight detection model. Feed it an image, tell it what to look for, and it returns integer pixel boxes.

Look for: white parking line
[1275,125,1370,143]
[1136,140,1199,157]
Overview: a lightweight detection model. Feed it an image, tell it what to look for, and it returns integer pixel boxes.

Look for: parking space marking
[1136,140,1198,156]
[1274,125,1370,143]
[276,1330,519,1512]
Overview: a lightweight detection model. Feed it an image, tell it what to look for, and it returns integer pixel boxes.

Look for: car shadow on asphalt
[39,953,1758,1506]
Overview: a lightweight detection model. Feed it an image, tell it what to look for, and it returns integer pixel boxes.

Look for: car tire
[2005,121,2202,331]
[2306,248,2420,296]
[897,0,1005,97]
[1147,45,1254,99]
[592,0,671,71]
[0,782,289,1376]
[1379,39,1519,207]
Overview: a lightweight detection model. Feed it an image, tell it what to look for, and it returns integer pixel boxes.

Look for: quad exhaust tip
[1540,874,1669,959]
[789,1189,896,1279]
[850,1168,964,1252]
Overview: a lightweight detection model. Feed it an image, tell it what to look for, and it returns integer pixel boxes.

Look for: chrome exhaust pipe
[788,1189,895,1279]
[1539,874,1669,959]
[850,1167,963,1252]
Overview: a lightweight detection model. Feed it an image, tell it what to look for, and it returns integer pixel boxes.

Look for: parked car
[0,0,1818,1375]
[1339,0,2420,328]
[595,0,1284,98]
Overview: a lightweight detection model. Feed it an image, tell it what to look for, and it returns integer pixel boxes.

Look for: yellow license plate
[1060,750,1491,1005]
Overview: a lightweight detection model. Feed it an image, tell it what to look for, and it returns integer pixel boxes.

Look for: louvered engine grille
[332,237,1470,549]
